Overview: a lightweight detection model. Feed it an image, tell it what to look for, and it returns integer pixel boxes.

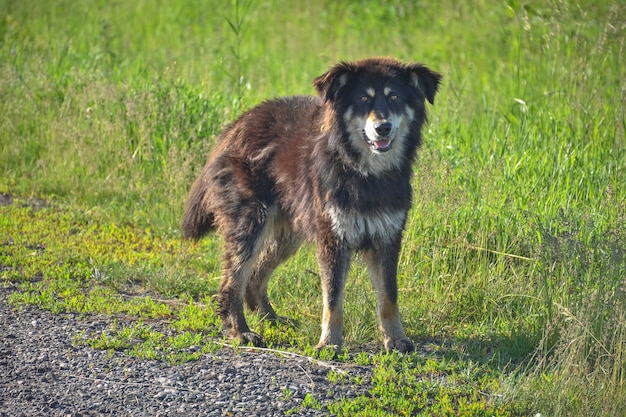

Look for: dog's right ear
[313,61,353,102]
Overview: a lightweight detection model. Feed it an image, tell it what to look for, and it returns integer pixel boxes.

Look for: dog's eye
[389,94,399,101]
[360,95,370,102]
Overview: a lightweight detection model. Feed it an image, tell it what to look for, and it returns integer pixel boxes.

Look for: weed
[302,393,323,410]
[279,387,294,401]
[326,370,346,384]
[354,351,372,366]
[223,0,254,115]
[170,298,221,335]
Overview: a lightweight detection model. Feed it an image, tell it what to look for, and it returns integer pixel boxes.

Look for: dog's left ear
[313,61,353,103]
[406,63,442,105]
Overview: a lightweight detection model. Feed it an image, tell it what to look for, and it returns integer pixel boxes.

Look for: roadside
[0,285,371,416]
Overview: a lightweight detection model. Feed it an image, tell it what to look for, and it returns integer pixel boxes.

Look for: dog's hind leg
[363,239,415,353]
[245,230,303,321]
[217,203,272,347]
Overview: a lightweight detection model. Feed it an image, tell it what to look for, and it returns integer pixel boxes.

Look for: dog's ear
[313,62,353,102]
[406,63,442,105]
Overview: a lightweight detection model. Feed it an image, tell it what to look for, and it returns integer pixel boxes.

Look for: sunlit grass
[1,0,624,415]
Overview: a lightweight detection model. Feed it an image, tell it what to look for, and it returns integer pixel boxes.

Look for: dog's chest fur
[325,204,406,247]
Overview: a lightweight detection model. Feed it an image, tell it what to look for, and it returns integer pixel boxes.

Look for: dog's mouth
[370,138,392,152]
[363,132,393,153]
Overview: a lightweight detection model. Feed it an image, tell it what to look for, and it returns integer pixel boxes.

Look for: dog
[182,57,441,353]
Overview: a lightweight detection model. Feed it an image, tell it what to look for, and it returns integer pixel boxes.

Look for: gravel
[0,285,373,416]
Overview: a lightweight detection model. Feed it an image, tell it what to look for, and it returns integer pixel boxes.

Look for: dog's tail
[181,178,215,240]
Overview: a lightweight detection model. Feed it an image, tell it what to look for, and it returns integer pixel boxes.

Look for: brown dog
[183,57,441,352]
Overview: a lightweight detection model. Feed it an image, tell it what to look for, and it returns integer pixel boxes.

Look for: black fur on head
[312,57,442,105]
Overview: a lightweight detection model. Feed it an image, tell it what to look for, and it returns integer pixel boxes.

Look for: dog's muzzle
[364,120,394,153]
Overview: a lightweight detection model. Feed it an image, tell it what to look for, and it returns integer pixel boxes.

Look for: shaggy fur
[183,57,441,352]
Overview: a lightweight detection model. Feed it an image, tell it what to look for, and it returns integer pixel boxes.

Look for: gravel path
[0,285,372,416]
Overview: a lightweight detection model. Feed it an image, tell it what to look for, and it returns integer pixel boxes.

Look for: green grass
[1,0,625,415]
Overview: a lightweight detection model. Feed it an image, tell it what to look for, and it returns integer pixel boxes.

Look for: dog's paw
[239,331,265,348]
[385,337,414,353]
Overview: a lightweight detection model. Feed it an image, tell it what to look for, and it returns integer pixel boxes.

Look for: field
[1,0,625,415]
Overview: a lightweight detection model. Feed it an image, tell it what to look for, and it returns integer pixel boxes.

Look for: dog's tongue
[374,139,390,150]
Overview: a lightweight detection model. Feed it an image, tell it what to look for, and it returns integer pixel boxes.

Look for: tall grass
[1,0,624,414]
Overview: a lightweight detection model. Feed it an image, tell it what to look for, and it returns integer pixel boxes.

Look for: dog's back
[181,95,321,240]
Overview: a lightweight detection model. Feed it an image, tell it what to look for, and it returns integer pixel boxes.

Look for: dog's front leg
[315,233,351,352]
[363,237,415,353]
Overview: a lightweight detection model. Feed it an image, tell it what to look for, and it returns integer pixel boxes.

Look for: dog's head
[313,58,441,174]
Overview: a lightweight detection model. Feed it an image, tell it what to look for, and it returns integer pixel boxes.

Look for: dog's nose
[374,121,392,137]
